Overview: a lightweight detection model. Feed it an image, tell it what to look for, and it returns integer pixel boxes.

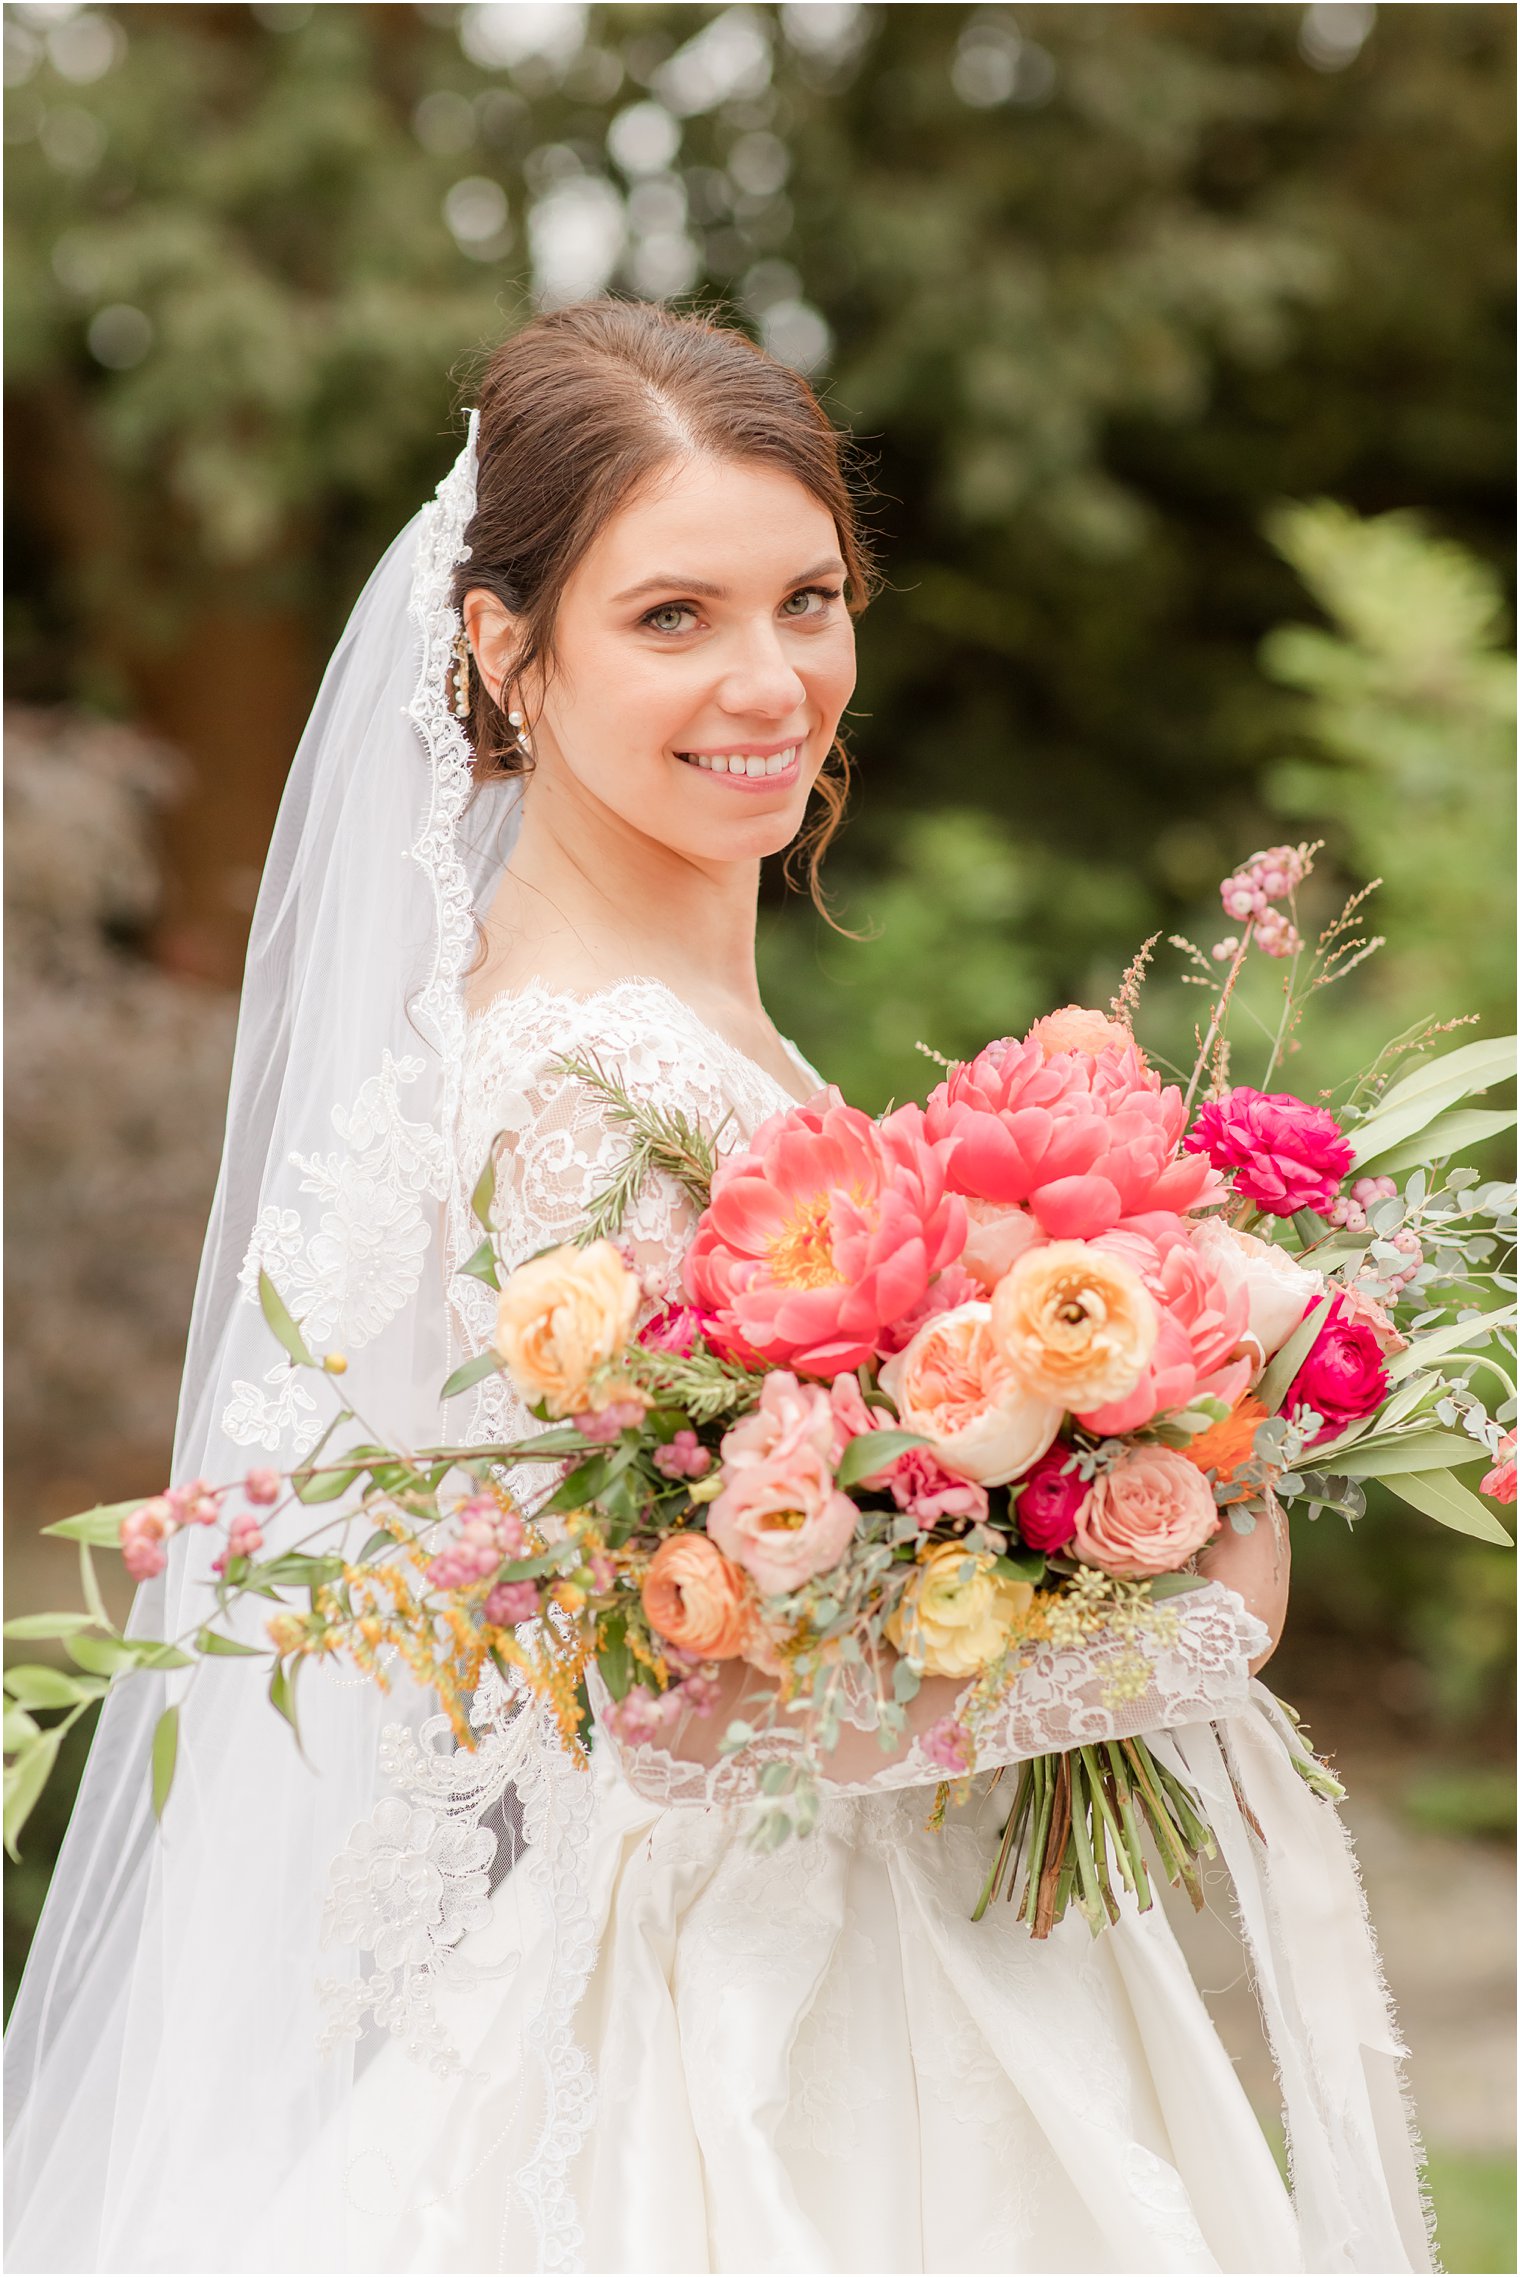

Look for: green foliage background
[4,5,1515,2251]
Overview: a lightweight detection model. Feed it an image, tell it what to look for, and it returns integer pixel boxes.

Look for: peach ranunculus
[641,1534,755,1659]
[989,1242,1158,1413]
[878,1303,1063,1487]
[885,1542,1035,1678]
[1072,1446,1222,1578]
[922,1034,1223,1240]
[1073,1218,1255,1436]
[707,1373,860,1596]
[1188,1217,1327,1372]
[493,1238,641,1418]
[683,1089,966,1378]
[1025,1005,1141,1062]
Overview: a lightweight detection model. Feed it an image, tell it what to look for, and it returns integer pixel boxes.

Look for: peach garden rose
[878,1303,1063,1487]
[493,1238,641,1418]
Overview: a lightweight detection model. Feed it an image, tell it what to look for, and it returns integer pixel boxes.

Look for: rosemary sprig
[549,1049,730,1243]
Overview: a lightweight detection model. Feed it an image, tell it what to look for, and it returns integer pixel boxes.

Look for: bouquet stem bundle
[972,1738,1216,1934]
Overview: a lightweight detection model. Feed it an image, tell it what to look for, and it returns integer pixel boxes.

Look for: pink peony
[1012,1447,1088,1552]
[1283,1292,1390,1447]
[887,1448,990,1526]
[1480,1430,1517,1505]
[923,1035,1221,1239]
[1184,1087,1354,1218]
[1072,1446,1222,1578]
[1075,1217,1254,1436]
[684,1089,966,1377]
[708,1373,861,1595]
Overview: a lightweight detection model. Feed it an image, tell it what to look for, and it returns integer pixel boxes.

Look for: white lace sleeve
[603,1581,1270,1807]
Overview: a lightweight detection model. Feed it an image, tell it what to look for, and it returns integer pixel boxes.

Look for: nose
[715,616,809,722]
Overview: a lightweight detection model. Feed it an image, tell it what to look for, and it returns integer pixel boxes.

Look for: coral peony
[641,1533,755,1659]
[1025,1005,1139,1061]
[1074,1219,1254,1436]
[886,1542,1033,1678]
[1072,1447,1221,1578]
[683,1089,965,1377]
[494,1239,641,1417]
[1012,1447,1088,1552]
[879,1303,1063,1486]
[1283,1292,1390,1448]
[1189,1218,1326,1369]
[990,1242,1158,1413]
[1183,1087,1354,1218]
[708,1373,860,1594]
[923,1034,1220,1237]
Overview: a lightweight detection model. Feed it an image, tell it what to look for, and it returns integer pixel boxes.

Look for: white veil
[3,417,524,2272]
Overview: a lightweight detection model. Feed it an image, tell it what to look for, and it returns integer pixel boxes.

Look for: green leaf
[3,1704,40,1752]
[1329,1431,1487,1479]
[441,1347,504,1401]
[836,1429,927,1489]
[1,1611,99,1640]
[40,1497,145,1545]
[1255,1294,1335,1416]
[1145,1571,1212,1599]
[1355,1106,1517,1179]
[597,1615,632,1702]
[2,1665,108,1710]
[1349,1036,1517,1167]
[459,1236,501,1290]
[1384,1468,1514,1547]
[252,1552,347,1589]
[258,1268,316,1368]
[151,1704,179,1822]
[292,1462,366,1506]
[63,1633,145,1677]
[78,1540,116,1635]
[355,1529,396,1564]
[996,1547,1047,1584]
[193,1628,267,1658]
[268,1659,306,1756]
[4,1726,63,1861]
[470,1147,497,1231]
[1388,1305,1517,1382]
[893,1657,921,1703]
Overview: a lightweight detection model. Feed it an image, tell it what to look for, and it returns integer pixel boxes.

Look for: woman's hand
[1193,1499,1290,1676]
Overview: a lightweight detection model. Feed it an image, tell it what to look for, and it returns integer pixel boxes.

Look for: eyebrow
[611,557,847,605]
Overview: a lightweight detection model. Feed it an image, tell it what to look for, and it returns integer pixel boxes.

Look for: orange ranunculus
[641,1533,755,1660]
[990,1241,1158,1412]
[1183,1396,1268,1502]
[1025,1005,1140,1062]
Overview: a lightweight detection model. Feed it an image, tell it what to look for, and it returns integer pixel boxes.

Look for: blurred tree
[4,3,1513,979]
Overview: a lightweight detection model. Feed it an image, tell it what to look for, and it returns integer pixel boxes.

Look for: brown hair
[451,297,880,912]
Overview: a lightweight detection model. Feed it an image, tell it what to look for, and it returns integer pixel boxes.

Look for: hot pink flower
[683,1089,966,1377]
[923,1036,1220,1239]
[1184,1087,1354,1218]
[1012,1447,1088,1552]
[638,1304,709,1357]
[1283,1292,1390,1447]
[1480,1430,1517,1505]
[1074,1217,1254,1435]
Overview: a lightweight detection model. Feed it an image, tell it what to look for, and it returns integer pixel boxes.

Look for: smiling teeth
[681,743,799,775]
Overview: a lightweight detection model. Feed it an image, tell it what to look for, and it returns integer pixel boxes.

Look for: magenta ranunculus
[1183,1086,1354,1218]
[1012,1447,1088,1552]
[1283,1291,1390,1446]
[923,1034,1221,1240]
[683,1089,966,1378]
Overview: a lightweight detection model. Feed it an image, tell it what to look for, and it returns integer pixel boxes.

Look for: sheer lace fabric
[334,980,1437,2275]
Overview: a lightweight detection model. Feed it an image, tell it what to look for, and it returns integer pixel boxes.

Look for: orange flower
[1182,1396,1268,1502]
[1025,1005,1140,1062]
[641,1533,755,1660]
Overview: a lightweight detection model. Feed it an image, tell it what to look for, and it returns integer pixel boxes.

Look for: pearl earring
[450,631,471,720]
[507,706,529,756]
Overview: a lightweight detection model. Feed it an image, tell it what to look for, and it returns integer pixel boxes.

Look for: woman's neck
[474,768,765,1019]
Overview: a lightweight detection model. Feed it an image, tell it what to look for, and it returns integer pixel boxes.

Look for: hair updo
[451,297,880,910]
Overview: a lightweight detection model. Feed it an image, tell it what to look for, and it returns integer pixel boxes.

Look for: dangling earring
[506,704,529,757]
[451,630,472,720]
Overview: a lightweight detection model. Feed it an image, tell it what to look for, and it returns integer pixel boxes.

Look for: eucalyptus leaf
[258,1267,315,1369]
[151,1704,179,1822]
[893,1658,921,1703]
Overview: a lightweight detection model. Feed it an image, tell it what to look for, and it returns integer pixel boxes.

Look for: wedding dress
[4,420,1436,2277]
[330,977,1438,2276]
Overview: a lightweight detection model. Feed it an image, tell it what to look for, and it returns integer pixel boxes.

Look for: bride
[4,300,1436,2275]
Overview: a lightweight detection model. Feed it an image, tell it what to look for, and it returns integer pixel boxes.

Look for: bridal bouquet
[7,845,1516,1941]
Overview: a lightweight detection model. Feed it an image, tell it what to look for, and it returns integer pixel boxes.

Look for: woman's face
[463,453,858,867]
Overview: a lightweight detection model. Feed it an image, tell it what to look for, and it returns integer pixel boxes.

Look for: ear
[460,587,524,712]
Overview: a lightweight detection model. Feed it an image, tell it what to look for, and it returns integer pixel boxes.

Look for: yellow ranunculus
[885,1541,1034,1680]
[492,1239,640,1417]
